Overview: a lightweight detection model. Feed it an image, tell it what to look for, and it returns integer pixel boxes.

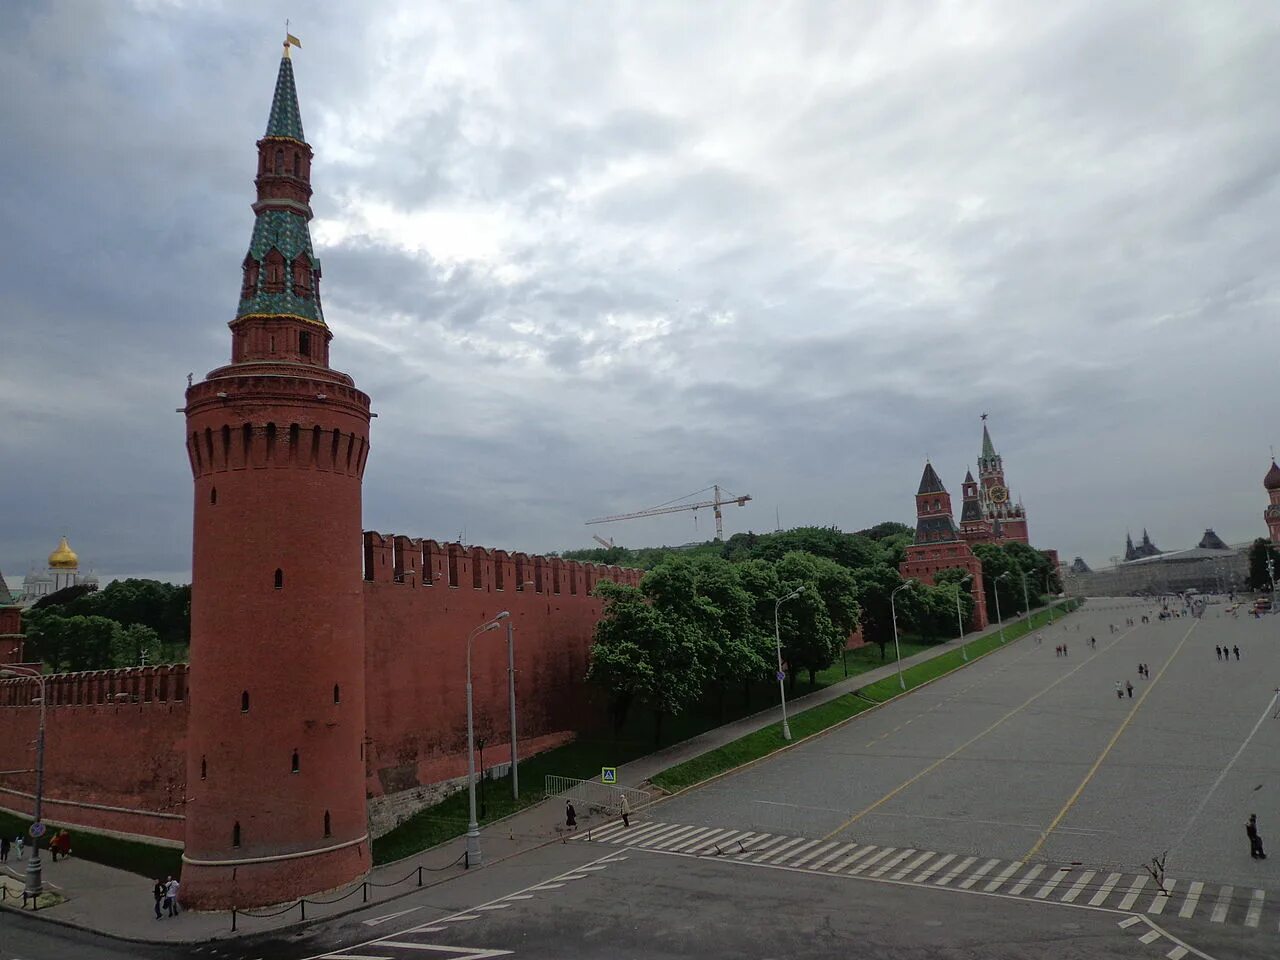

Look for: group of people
[153,875,180,918]
[1214,645,1241,661]
[0,829,70,862]
[1115,664,1151,699]
[1054,643,1069,657]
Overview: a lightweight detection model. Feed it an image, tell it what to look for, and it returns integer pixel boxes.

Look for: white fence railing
[544,775,650,820]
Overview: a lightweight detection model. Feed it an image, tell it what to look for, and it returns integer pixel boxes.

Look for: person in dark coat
[0,836,9,862]
[1247,814,1267,859]
[1215,646,1222,660]
[565,800,577,830]
[153,879,165,919]
[1233,645,1241,661]
[1125,680,1134,699]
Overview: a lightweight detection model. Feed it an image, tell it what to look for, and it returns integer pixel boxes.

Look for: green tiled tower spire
[265,54,305,142]
[234,47,325,327]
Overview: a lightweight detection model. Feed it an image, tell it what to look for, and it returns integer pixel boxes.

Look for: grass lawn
[0,810,181,880]
[652,599,1082,793]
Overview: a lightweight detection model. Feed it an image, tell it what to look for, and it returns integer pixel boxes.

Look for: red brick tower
[181,44,372,908]
[900,463,989,629]
[1265,459,1280,542]
[976,417,1029,545]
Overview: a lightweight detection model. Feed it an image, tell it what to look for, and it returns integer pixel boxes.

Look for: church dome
[1265,460,1280,490]
[48,536,79,570]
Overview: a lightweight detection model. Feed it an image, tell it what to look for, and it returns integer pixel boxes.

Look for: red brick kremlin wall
[0,665,188,844]
[0,548,639,847]
[362,533,641,802]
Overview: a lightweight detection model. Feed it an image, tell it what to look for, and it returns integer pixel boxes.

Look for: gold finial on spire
[283,20,301,59]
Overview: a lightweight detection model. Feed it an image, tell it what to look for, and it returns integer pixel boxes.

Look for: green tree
[1247,539,1280,592]
[850,564,905,660]
[114,623,161,667]
[586,581,709,744]
[934,567,977,635]
[974,544,1023,619]
[774,552,852,687]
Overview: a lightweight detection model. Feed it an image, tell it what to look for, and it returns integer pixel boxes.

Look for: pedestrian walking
[1090,637,1096,650]
[1247,814,1267,859]
[565,800,577,831]
[1215,646,1222,660]
[14,835,23,859]
[167,877,180,915]
[1115,681,1124,699]
[1063,643,1068,657]
[0,835,9,862]
[620,793,631,829]
[1233,645,1240,661]
[153,879,164,920]
[1125,680,1134,698]
[162,875,177,916]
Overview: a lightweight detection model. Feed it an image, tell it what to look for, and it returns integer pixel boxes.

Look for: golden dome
[48,536,79,570]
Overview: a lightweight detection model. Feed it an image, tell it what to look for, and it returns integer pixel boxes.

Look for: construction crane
[591,535,616,550]
[586,484,752,542]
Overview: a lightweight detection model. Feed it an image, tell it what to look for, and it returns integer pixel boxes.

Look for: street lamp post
[465,611,510,868]
[2,666,46,903]
[1019,572,1031,631]
[891,581,915,690]
[774,586,805,740]
[994,572,1011,642]
[955,574,973,662]
[506,582,535,802]
[1045,572,1056,624]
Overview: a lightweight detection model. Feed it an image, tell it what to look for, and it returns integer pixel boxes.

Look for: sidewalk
[0,604,1070,944]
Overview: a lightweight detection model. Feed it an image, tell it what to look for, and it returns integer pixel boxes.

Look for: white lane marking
[1209,885,1232,923]
[675,829,737,855]
[362,905,425,926]
[501,894,534,901]
[1139,930,1161,945]
[686,829,747,855]
[473,904,510,911]
[890,850,936,881]
[915,853,956,883]
[326,955,394,960]
[849,847,896,875]
[959,858,1000,890]
[1088,872,1122,907]
[1172,690,1280,853]
[1117,874,1148,910]
[1148,879,1176,915]
[1118,916,1143,929]
[809,842,857,871]
[737,835,785,859]
[1177,881,1204,919]
[771,839,825,866]
[736,833,774,852]
[575,865,609,872]
[934,855,975,886]
[754,837,809,863]
[870,848,917,878]
[375,945,513,958]
[1244,888,1264,928]
[649,825,712,850]
[640,825,702,849]
[529,883,564,890]
[589,821,628,842]
[1034,868,1070,900]
[984,861,1024,892]
[608,821,665,845]
[558,873,590,880]
[830,845,877,872]
[440,914,481,922]
[1060,870,1095,904]
[792,841,840,868]
[1166,947,1188,960]
[1007,863,1045,896]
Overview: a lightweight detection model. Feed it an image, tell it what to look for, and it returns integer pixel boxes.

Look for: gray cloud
[3,0,1279,587]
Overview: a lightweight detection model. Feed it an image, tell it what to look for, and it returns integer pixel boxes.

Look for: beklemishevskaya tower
[182,42,372,907]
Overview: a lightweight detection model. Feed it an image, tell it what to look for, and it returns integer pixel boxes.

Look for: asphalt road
[656,598,1280,889]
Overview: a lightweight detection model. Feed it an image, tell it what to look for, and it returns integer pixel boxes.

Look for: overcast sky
[3,0,1278,586]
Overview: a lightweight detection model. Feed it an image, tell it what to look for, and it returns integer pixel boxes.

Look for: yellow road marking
[821,623,1141,842]
[1022,620,1199,860]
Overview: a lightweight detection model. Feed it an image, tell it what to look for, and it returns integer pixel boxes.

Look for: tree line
[584,526,1059,743]
[22,579,190,673]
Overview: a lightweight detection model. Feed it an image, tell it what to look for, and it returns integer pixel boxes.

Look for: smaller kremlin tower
[1264,459,1280,542]
[900,462,988,629]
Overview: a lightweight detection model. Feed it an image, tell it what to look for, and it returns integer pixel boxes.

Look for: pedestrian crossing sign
[601,766,617,784]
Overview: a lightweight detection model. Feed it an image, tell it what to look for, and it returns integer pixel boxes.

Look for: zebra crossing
[581,819,1280,933]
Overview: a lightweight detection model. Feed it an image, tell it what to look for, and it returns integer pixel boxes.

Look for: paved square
[654,598,1280,891]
